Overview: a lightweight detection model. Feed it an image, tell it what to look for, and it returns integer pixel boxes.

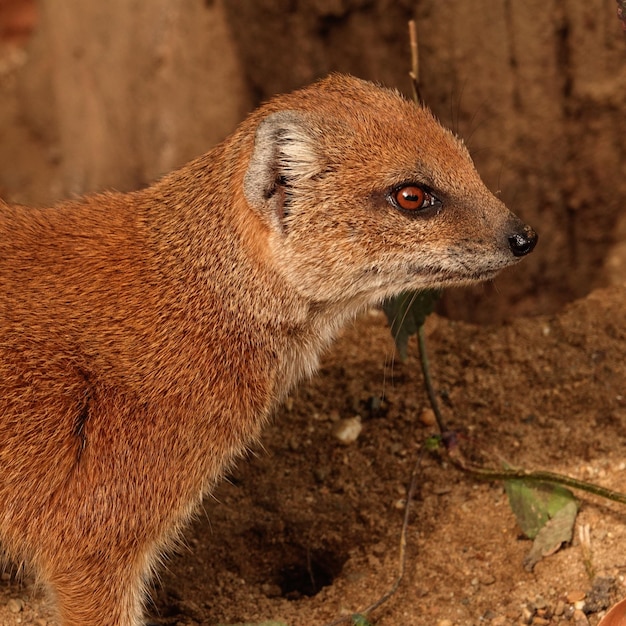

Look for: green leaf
[424,435,442,451]
[505,479,578,570]
[504,479,578,539]
[352,614,374,626]
[382,290,441,361]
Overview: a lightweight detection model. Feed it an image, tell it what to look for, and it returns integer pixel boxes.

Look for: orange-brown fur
[0,75,536,625]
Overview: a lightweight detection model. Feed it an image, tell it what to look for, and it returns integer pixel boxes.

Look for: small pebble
[572,608,589,625]
[260,582,282,598]
[520,605,534,624]
[332,416,362,444]
[436,620,453,626]
[419,407,437,426]
[567,590,586,603]
[313,467,328,483]
[328,409,340,422]
[7,597,24,613]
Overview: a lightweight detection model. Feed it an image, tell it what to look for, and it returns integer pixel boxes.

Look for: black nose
[508,225,538,257]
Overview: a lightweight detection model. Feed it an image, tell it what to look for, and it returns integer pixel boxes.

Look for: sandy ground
[0,285,624,626]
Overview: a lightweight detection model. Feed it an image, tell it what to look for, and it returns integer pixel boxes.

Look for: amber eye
[394,185,426,211]
[389,184,441,214]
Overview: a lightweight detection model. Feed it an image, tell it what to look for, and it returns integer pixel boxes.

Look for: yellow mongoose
[0,74,536,625]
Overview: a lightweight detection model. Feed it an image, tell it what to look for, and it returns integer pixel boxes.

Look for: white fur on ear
[243,110,320,229]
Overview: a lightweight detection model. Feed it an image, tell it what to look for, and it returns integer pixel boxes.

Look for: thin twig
[322,447,426,626]
[446,451,626,506]
[408,20,422,104]
[356,446,425,617]
[417,325,446,433]
[617,0,626,33]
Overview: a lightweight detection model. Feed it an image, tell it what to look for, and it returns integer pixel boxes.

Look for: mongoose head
[243,74,537,306]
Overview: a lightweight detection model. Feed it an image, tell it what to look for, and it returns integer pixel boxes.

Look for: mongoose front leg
[44,558,149,626]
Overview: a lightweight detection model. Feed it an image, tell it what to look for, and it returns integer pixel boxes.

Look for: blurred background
[0,0,625,323]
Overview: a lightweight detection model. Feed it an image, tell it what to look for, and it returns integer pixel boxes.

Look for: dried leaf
[523,500,578,571]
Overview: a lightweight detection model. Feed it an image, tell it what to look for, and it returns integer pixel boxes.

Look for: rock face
[16,0,252,195]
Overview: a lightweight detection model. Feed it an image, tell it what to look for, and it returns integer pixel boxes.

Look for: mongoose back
[0,74,537,625]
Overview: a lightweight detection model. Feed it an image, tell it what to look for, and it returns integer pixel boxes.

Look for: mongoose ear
[243,110,319,231]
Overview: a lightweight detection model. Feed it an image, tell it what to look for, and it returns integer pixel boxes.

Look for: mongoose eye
[390,184,440,213]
